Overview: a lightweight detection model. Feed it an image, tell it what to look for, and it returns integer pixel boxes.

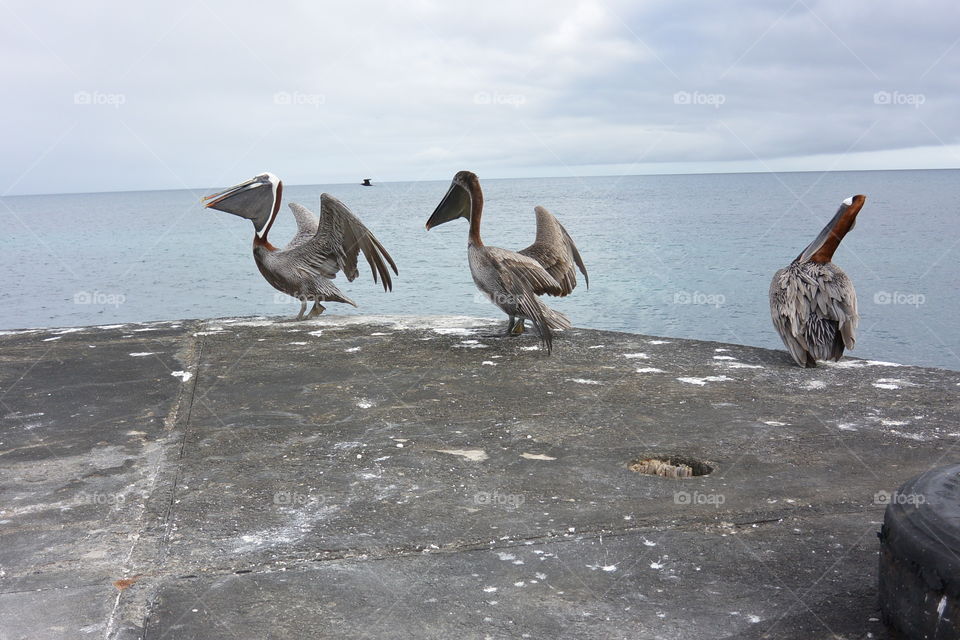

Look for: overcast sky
[2,0,958,195]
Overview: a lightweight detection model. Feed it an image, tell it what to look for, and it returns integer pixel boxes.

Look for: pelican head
[202,172,282,237]
[425,170,478,230]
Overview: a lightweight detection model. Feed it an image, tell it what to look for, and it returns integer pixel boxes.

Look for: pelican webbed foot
[307,302,326,319]
[482,316,525,338]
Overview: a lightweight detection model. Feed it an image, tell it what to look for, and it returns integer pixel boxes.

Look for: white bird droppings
[521,452,557,461]
[433,448,488,462]
[128,352,155,357]
[622,353,649,359]
[635,367,665,373]
[454,340,488,349]
[826,359,904,369]
[171,371,192,382]
[802,380,827,390]
[873,381,901,390]
[567,378,602,385]
[677,375,733,386]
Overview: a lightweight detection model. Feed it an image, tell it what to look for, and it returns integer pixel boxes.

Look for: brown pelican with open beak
[202,173,397,319]
[769,195,866,367]
[425,170,588,354]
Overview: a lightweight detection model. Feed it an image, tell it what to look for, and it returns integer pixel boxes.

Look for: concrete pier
[1,316,958,639]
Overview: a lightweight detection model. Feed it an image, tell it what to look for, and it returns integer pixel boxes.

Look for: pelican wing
[518,206,588,296]
[482,247,566,353]
[284,202,319,250]
[279,194,398,290]
[769,262,858,367]
[485,247,565,298]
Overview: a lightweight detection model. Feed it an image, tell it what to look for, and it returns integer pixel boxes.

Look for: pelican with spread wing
[202,173,397,319]
[425,170,588,354]
[769,195,866,367]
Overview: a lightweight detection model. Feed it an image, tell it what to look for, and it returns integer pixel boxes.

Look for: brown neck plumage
[467,176,484,246]
[809,194,865,263]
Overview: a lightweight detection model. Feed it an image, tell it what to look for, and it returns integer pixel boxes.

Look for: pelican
[202,173,397,319]
[425,170,588,353]
[769,195,866,367]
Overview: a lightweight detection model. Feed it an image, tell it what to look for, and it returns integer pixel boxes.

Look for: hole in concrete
[629,456,713,478]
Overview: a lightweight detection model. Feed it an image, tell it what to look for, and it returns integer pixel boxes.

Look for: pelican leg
[483,316,524,338]
[307,302,326,319]
[294,299,308,321]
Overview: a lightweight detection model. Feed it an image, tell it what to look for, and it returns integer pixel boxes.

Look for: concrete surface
[1,315,958,639]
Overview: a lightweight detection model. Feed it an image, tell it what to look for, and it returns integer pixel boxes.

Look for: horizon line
[4,165,958,198]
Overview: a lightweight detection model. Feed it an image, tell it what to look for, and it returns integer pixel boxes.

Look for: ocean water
[2,169,958,370]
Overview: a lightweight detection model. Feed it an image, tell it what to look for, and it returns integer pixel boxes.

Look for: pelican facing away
[769,194,866,367]
[425,170,588,354]
[202,173,397,319]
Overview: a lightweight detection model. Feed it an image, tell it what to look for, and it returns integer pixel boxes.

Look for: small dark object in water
[361,178,372,186]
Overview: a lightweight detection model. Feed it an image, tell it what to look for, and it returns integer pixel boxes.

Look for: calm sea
[2,170,958,370]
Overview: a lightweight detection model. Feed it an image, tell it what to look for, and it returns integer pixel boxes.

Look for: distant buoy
[361,178,372,186]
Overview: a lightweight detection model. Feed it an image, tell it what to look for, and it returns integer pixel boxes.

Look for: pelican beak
[425,181,471,230]
[202,174,279,235]
[202,177,263,211]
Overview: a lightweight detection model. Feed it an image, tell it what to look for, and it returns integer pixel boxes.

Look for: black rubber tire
[879,463,960,639]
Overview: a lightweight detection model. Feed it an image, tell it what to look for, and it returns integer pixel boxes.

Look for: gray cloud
[1,0,957,194]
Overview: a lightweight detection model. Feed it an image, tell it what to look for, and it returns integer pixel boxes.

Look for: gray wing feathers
[519,206,588,296]
[484,247,564,297]
[285,203,319,250]
[278,195,398,291]
[769,263,858,367]
[476,247,570,353]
